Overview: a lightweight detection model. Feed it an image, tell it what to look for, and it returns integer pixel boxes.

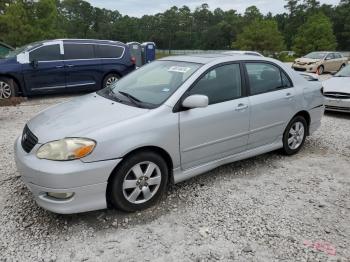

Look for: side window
[246,63,287,95]
[29,44,61,61]
[64,44,94,60]
[188,64,242,105]
[335,53,342,59]
[95,45,124,58]
[326,53,335,60]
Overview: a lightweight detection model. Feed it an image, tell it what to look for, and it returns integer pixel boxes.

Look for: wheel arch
[292,110,311,135]
[101,71,122,88]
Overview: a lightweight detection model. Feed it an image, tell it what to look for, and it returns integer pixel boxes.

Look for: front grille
[293,67,306,71]
[325,105,350,112]
[324,92,350,99]
[21,125,38,153]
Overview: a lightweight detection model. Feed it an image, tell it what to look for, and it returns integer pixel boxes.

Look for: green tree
[234,19,285,53]
[292,13,337,55]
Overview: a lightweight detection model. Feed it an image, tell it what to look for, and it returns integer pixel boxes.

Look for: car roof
[49,39,126,46]
[159,53,267,64]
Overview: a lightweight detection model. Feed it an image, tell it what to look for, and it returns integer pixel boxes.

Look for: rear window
[95,45,124,59]
[64,44,94,60]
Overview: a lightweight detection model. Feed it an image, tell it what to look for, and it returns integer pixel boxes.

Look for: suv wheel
[0,78,17,100]
[108,151,168,212]
[103,73,120,88]
[282,116,307,155]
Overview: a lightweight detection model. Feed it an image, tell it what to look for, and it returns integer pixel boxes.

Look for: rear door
[179,63,250,170]
[245,62,296,149]
[324,53,336,72]
[22,43,65,93]
[63,43,102,91]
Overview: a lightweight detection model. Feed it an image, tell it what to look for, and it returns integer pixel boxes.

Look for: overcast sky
[86,0,340,17]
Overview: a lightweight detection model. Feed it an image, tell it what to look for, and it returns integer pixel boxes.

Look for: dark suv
[0,39,135,100]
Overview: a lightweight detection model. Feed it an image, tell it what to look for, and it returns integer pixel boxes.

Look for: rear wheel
[339,63,346,71]
[282,116,307,155]
[103,73,120,89]
[108,151,168,212]
[0,78,17,100]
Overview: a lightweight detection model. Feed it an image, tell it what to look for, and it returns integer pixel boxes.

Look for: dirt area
[0,87,350,261]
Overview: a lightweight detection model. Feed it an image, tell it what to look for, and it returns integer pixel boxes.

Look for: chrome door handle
[235,103,248,111]
[55,65,64,68]
[67,64,74,68]
[285,93,294,99]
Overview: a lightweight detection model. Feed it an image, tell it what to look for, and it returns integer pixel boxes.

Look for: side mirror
[30,60,38,68]
[182,95,209,109]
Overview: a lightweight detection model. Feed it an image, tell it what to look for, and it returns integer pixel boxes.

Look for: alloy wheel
[288,121,305,150]
[122,161,162,204]
[0,81,11,99]
[105,76,119,88]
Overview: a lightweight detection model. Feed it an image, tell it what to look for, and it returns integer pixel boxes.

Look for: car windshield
[335,65,350,77]
[98,60,202,108]
[5,42,41,58]
[304,52,327,59]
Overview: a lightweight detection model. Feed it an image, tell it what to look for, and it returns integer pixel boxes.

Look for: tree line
[0,0,349,56]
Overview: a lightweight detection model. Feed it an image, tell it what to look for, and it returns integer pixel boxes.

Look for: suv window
[64,44,94,60]
[188,64,242,105]
[95,44,124,58]
[246,63,291,95]
[29,44,61,61]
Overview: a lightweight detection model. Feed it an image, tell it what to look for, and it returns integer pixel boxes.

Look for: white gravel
[0,93,349,262]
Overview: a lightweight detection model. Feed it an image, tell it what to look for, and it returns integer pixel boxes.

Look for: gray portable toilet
[127,42,142,68]
[141,42,156,64]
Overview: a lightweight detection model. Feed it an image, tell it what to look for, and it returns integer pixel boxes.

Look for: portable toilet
[141,42,156,64]
[127,42,142,68]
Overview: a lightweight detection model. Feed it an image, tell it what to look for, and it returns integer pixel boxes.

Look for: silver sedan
[14,54,324,214]
[323,64,350,113]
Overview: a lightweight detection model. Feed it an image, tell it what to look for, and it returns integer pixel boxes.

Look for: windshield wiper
[118,91,143,107]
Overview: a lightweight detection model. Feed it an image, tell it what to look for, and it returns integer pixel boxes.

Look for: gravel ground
[1,88,350,261]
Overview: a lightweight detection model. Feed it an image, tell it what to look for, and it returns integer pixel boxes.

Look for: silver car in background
[323,64,350,113]
[14,54,324,214]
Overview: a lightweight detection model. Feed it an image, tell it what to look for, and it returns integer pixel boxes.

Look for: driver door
[179,63,250,170]
[22,43,66,94]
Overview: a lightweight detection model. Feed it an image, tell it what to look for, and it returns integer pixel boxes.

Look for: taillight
[131,56,136,64]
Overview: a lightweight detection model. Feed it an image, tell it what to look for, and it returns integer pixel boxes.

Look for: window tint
[64,44,94,60]
[29,44,61,61]
[246,63,286,95]
[95,45,124,58]
[188,64,242,105]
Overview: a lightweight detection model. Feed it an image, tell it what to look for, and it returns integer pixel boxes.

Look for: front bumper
[14,136,122,214]
[292,63,318,73]
[324,97,350,113]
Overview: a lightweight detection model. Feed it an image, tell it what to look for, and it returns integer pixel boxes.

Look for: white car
[223,50,263,57]
[323,64,350,113]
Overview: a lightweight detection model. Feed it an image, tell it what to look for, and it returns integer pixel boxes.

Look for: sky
[86,0,340,17]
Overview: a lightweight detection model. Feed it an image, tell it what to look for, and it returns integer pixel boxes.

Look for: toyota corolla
[15,54,324,214]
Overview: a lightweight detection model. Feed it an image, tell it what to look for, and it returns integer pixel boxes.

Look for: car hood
[323,77,350,94]
[295,58,321,64]
[27,93,149,143]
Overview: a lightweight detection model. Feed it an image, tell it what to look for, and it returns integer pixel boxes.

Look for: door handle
[284,93,294,99]
[66,64,74,68]
[235,103,248,111]
[55,65,64,69]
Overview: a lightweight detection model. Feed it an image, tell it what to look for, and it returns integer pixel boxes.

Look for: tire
[0,78,17,100]
[339,63,346,71]
[103,73,120,89]
[282,116,307,155]
[108,151,169,212]
[317,65,324,75]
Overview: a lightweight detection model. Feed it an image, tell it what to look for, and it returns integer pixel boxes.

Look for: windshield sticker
[162,88,170,92]
[168,66,191,73]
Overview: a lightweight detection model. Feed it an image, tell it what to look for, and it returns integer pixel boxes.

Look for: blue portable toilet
[141,42,156,64]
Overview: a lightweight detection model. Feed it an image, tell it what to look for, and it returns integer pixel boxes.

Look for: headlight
[36,138,96,161]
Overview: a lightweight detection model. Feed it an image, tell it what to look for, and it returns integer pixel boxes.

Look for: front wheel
[108,151,168,212]
[282,116,307,155]
[317,65,324,75]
